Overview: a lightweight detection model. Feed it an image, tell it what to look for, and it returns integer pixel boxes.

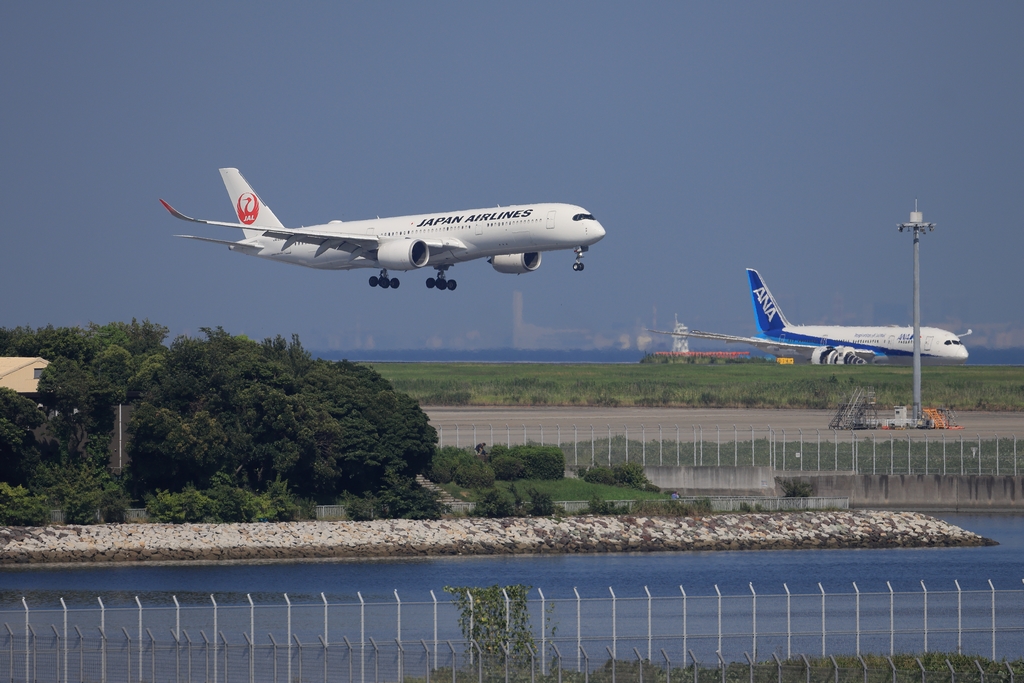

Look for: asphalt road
[423,406,1023,442]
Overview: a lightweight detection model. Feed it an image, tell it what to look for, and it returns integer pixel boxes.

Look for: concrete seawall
[644,466,1024,511]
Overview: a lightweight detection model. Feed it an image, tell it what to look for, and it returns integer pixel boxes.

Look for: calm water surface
[1,513,1021,608]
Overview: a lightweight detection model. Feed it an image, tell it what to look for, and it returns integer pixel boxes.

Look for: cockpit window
[945,339,961,345]
[572,213,596,221]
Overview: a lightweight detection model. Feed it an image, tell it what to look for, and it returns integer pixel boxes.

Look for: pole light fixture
[897,200,935,424]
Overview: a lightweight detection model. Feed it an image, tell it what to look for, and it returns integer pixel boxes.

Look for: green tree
[0,388,45,486]
[0,482,50,526]
[443,585,540,656]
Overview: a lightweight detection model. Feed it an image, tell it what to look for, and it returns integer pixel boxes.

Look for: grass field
[369,363,1024,411]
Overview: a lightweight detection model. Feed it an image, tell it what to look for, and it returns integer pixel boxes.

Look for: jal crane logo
[236,193,260,225]
[752,287,778,323]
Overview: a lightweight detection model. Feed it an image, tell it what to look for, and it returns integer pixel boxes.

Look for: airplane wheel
[426,278,435,289]
[435,280,447,293]
[369,276,379,287]
[447,279,457,291]
[379,277,390,289]
[390,278,400,289]
[572,263,579,271]
[578,262,584,271]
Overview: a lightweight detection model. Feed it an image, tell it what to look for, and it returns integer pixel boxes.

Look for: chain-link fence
[4,583,1023,683]
[436,424,1019,476]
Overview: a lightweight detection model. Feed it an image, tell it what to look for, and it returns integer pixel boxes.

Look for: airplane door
[546,210,556,229]
[924,336,933,351]
[475,221,482,236]
[887,335,895,349]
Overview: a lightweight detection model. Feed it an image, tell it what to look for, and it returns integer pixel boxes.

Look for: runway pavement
[423,406,1023,441]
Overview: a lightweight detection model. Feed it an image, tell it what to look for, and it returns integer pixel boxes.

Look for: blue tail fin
[747,269,790,333]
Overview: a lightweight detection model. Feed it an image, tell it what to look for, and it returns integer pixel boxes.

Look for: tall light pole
[897,201,934,424]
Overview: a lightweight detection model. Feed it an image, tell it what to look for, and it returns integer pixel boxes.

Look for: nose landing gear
[426,266,457,291]
[572,246,587,271]
[369,269,400,289]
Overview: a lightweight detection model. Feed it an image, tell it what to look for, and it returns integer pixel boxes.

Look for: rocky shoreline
[0,511,994,564]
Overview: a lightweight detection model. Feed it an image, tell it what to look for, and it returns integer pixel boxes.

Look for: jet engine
[376,239,429,270]
[810,346,866,365]
[490,252,542,274]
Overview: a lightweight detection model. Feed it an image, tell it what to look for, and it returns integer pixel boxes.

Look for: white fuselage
[761,324,969,365]
[229,202,605,271]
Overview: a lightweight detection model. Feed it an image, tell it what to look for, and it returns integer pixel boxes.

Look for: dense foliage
[0,322,440,523]
[580,462,657,491]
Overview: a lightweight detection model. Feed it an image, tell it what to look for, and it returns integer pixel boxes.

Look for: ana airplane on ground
[162,168,606,291]
[652,269,970,365]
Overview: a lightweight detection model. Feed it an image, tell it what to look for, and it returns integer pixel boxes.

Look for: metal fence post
[582,646,590,683]
[468,592,474,664]
[886,656,897,683]
[990,579,997,660]
[679,586,687,661]
[135,597,142,683]
[717,425,721,466]
[98,597,106,683]
[954,580,962,654]
[146,629,155,683]
[834,430,839,471]
[369,638,379,683]
[574,587,581,673]
[783,583,791,659]
[641,425,645,465]
[456,424,460,448]
[551,644,562,683]
[319,636,329,683]
[818,582,826,657]
[749,583,757,661]
[735,425,739,466]
[633,649,644,683]
[817,429,821,471]
[645,586,652,661]
[609,587,617,659]
[608,647,617,683]
[659,424,663,465]
[873,436,877,475]
[420,641,430,683]
[853,582,860,656]
[211,596,218,683]
[220,633,228,683]
[752,425,755,466]
[358,592,365,683]
[592,425,596,466]
[715,584,722,656]
[921,581,928,653]
[676,425,680,466]
[395,639,404,683]
[185,631,194,683]
[625,425,629,462]
[744,653,753,683]
[283,594,291,683]
[395,590,402,646]
[574,425,578,467]
[430,590,438,670]
[608,425,612,465]
[887,581,894,656]
[344,637,354,683]
[60,598,67,683]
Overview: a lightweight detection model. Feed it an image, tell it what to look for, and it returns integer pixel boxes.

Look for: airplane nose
[592,222,606,240]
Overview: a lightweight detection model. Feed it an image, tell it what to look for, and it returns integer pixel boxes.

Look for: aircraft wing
[174,234,242,247]
[647,328,878,361]
[161,200,379,255]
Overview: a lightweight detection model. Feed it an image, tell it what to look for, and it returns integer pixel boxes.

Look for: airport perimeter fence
[436,424,1020,476]
[4,582,1024,683]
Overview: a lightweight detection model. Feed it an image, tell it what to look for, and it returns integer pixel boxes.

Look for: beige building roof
[0,357,50,393]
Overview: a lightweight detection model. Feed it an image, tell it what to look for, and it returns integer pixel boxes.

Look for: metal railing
[437,424,1019,476]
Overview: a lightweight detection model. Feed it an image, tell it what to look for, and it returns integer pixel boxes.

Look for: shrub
[515,446,564,480]
[146,486,216,523]
[431,447,495,488]
[491,454,525,481]
[581,466,617,486]
[0,482,50,526]
[527,488,555,517]
[474,488,516,518]
[779,478,814,498]
[584,495,616,515]
[454,458,495,489]
[612,462,649,490]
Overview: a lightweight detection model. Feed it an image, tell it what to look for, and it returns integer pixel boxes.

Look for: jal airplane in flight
[652,269,970,365]
[162,168,606,291]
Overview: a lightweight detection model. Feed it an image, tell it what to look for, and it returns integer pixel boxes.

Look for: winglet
[159,199,190,221]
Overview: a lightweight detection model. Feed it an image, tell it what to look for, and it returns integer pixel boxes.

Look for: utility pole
[897,201,935,424]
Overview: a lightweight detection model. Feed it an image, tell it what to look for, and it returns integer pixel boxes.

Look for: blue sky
[2,3,1021,352]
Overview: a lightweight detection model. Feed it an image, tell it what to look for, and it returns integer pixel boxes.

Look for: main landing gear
[572,246,587,271]
[426,266,457,291]
[369,269,400,289]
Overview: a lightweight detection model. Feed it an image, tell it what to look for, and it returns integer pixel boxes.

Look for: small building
[0,357,49,395]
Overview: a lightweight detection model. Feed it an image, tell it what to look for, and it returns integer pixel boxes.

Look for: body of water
[1,514,1020,608]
